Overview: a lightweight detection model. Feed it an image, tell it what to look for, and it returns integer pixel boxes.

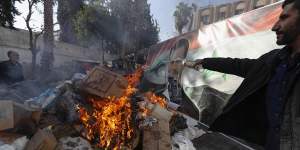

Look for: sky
[14,2,59,32]
[148,0,241,40]
[14,0,238,41]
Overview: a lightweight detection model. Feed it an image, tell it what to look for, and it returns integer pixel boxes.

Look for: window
[201,15,210,25]
[218,12,226,21]
[254,5,264,9]
[235,9,244,15]
[254,0,265,9]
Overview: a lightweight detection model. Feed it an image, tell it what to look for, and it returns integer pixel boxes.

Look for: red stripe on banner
[252,7,282,32]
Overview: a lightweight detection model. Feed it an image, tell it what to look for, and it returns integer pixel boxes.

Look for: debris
[0,136,29,150]
[0,101,14,130]
[24,82,70,110]
[138,117,157,128]
[13,102,41,135]
[0,132,24,145]
[81,67,128,98]
[143,122,160,150]
[170,114,188,136]
[54,91,79,123]
[51,124,80,139]
[25,129,57,150]
[171,133,196,150]
[0,67,258,150]
[56,137,92,150]
[143,104,173,150]
[11,136,29,150]
[175,114,207,140]
[167,102,180,110]
[38,114,61,129]
[0,100,41,134]
[71,73,86,82]
[0,144,15,150]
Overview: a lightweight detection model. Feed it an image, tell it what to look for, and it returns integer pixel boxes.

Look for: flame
[139,92,167,118]
[144,92,167,108]
[78,67,143,149]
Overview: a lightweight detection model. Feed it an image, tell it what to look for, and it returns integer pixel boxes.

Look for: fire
[78,66,168,149]
[78,67,143,149]
[139,92,167,118]
[144,92,167,108]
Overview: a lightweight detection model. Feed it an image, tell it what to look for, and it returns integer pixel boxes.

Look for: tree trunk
[31,50,37,77]
[41,0,54,74]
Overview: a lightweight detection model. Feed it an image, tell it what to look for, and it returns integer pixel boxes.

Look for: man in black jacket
[193,0,300,149]
[0,51,24,84]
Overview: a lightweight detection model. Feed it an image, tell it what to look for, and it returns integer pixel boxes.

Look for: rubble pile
[0,66,256,150]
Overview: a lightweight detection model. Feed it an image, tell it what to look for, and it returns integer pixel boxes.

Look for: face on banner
[143,39,190,85]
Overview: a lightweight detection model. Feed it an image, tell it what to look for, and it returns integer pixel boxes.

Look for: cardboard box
[143,104,173,150]
[81,67,128,98]
[25,129,57,150]
[0,101,14,130]
[0,100,41,132]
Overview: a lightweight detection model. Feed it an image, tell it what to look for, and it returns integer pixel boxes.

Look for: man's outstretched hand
[184,59,203,70]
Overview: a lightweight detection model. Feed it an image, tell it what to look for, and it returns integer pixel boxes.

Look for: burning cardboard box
[81,67,128,98]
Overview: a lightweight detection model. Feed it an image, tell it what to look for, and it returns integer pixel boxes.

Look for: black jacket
[0,60,24,84]
[202,48,287,146]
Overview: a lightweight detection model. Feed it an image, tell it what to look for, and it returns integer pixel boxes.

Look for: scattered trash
[25,129,57,150]
[57,137,92,150]
[0,67,256,150]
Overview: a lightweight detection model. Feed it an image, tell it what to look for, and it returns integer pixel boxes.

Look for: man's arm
[198,57,258,78]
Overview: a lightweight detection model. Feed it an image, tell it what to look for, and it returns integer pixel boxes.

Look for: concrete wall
[0,27,117,67]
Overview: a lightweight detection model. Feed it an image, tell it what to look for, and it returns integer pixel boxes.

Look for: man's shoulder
[257,48,284,66]
[259,48,282,59]
[265,48,282,56]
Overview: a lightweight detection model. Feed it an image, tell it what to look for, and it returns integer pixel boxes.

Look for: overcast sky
[14,0,237,41]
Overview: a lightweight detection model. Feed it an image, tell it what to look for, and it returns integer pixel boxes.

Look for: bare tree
[24,0,43,78]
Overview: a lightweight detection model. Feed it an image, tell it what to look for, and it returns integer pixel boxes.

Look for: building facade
[191,0,280,30]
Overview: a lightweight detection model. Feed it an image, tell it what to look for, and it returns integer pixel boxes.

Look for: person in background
[0,51,24,84]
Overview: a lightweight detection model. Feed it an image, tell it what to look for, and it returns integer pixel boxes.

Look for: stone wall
[0,27,117,67]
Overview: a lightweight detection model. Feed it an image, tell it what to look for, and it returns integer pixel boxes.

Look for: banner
[145,1,283,94]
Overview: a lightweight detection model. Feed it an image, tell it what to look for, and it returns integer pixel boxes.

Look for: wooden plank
[81,67,128,98]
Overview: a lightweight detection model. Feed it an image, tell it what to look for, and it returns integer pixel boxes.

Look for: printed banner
[145,1,283,94]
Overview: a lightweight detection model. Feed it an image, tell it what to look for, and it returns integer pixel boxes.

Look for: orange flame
[139,92,168,118]
[144,92,167,108]
[78,67,143,149]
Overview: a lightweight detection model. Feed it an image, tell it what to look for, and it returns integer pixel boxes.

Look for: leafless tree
[24,0,43,78]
